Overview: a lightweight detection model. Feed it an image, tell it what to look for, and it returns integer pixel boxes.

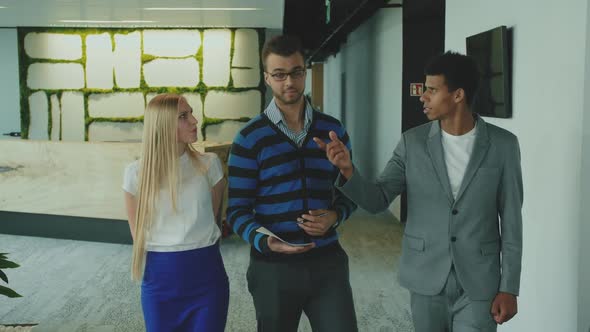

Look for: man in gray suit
[313,52,523,331]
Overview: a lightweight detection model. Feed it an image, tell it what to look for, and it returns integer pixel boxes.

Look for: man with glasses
[227,35,358,332]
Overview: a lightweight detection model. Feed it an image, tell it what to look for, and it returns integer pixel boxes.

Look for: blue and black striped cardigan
[227,110,357,255]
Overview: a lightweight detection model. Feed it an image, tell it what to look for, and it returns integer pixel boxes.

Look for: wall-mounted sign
[410,83,423,97]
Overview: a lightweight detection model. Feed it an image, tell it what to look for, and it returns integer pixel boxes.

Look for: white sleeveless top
[122,152,223,252]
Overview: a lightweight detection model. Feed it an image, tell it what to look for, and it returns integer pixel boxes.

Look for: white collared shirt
[264,98,314,146]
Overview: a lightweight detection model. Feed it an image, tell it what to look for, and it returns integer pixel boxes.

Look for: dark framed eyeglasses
[266,69,306,81]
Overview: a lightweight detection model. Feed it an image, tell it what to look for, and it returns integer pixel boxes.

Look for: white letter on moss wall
[86,33,114,89]
[143,30,201,57]
[203,29,231,87]
[86,32,141,89]
[114,32,141,88]
[28,63,84,90]
[28,91,48,140]
[60,92,85,141]
[24,33,82,60]
[88,93,145,118]
[232,29,261,88]
[144,58,199,87]
[50,94,61,141]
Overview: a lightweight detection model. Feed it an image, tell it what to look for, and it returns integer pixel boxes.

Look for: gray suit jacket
[337,115,523,300]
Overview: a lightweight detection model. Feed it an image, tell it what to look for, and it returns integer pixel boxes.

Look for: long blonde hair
[131,93,205,280]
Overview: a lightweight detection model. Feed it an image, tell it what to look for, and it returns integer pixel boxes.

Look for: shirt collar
[265,98,313,126]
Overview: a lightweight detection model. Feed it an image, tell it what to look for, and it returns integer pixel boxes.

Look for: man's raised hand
[313,131,353,179]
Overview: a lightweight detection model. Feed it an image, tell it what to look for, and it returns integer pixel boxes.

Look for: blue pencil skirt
[141,243,229,332]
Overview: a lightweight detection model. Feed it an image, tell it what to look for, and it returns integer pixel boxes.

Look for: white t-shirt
[441,125,477,200]
[123,152,224,252]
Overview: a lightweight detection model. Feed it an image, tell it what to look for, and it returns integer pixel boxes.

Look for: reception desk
[0,139,232,221]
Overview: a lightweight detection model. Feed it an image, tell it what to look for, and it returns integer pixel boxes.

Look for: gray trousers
[247,245,357,332]
[410,266,497,332]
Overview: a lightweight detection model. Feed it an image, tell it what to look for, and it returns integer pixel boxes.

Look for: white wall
[579,2,590,331]
[446,1,588,331]
[0,29,21,139]
[323,8,403,218]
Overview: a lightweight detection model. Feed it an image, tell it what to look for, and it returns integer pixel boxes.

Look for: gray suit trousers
[411,267,497,332]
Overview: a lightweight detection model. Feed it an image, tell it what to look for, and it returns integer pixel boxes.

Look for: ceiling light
[59,20,157,24]
[143,7,261,11]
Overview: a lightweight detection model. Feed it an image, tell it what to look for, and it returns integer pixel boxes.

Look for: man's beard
[275,89,303,105]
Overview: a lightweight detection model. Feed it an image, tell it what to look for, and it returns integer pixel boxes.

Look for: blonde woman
[122,94,229,331]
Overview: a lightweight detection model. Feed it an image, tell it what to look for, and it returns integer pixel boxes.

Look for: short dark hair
[424,51,480,105]
[261,35,304,70]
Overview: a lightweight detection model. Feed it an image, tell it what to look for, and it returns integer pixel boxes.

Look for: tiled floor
[0,210,413,332]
